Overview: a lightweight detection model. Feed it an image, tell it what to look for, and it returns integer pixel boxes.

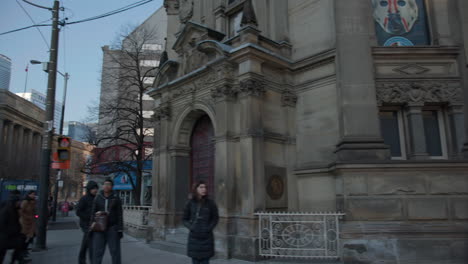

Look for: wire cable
[0,24,51,36]
[65,0,154,25]
[16,0,50,48]
[0,0,155,36]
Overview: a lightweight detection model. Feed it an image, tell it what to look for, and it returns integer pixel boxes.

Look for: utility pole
[52,72,69,222]
[35,0,61,250]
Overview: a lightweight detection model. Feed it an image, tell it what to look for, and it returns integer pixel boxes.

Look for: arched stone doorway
[190,115,215,196]
[170,107,217,219]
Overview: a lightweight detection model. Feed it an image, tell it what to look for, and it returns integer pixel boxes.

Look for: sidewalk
[29,215,337,264]
[31,215,193,264]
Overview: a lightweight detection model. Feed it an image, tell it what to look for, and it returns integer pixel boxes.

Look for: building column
[33,133,43,178]
[448,105,466,158]
[334,0,390,161]
[6,122,15,165]
[25,129,34,178]
[0,118,5,162]
[237,77,266,215]
[15,126,24,176]
[150,100,172,239]
[406,104,429,159]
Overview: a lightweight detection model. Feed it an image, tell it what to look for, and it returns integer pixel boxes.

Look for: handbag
[91,211,108,232]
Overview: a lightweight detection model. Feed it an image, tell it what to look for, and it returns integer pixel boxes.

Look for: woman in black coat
[183,180,219,264]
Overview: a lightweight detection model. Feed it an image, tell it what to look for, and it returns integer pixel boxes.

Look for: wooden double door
[190,115,215,196]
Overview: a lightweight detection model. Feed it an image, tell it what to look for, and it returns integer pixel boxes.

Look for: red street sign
[52,152,70,169]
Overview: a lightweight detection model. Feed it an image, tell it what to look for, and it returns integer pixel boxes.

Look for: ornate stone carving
[376,81,463,105]
[202,64,235,86]
[211,84,237,101]
[178,0,193,23]
[238,79,266,97]
[171,85,196,100]
[392,64,430,75]
[184,49,208,74]
[153,104,171,121]
[281,89,297,107]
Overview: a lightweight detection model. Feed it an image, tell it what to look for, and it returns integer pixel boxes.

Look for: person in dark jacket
[0,190,28,264]
[90,179,123,264]
[76,181,99,264]
[183,180,219,264]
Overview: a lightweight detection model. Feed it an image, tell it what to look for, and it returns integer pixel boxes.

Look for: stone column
[334,0,390,161]
[456,0,468,158]
[406,104,429,159]
[15,126,24,176]
[150,100,172,239]
[448,105,465,158]
[33,133,42,178]
[237,77,266,214]
[6,122,15,165]
[163,0,181,59]
[0,118,4,162]
[25,129,34,178]
[211,83,238,257]
[281,90,298,210]
[213,5,226,33]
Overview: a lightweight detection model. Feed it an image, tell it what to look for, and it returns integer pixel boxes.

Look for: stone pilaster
[151,99,173,239]
[0,118,4,162]
[24,129,34,178]
[334,0,390,162]
[163,0,181,60]
[6,122,15,165]
[406,104,429,159]
[447,105,465,158]
[15,126,24,173]
[213,5,226,34]
[237,77,266,214]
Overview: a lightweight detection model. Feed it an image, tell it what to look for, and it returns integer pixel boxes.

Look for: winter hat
[86,181,99,191]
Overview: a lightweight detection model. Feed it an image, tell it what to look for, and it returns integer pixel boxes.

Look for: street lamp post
[31,60,69,222]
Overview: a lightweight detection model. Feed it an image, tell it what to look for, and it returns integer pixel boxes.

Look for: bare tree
[84,25,162,205]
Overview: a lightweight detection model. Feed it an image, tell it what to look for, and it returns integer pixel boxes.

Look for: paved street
[26,215,323,264]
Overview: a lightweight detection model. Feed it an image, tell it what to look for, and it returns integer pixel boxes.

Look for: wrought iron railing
[123,206,151,230]
[255,211,345,259]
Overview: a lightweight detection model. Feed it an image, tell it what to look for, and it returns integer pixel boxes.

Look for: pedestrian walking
[61,200,70,217]
[19,190,37,258]
[76,181,99,264]
[0,190,29,264]
[183,180,219,264]
[90,179,123,264]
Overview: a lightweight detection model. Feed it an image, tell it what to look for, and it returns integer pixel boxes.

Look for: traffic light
[57,136,71,161]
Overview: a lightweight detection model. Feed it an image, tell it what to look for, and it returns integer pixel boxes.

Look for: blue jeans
[192,258,209,264]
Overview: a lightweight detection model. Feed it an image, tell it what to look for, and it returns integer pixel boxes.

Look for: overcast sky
[0,0,164,123]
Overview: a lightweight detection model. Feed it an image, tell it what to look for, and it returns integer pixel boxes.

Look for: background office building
[63,121,96,142]
[16,89,63,130]
[0,54,12,91]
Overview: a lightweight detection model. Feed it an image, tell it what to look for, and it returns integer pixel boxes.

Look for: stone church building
[148,0,468,262]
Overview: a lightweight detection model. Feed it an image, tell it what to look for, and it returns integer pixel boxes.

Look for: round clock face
[267,175,284,200]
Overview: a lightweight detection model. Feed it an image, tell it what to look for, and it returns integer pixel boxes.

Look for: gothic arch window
[372,0,431,46]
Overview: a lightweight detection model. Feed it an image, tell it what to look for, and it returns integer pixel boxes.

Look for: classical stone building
[0,89,44,181]
[149,0,468,262]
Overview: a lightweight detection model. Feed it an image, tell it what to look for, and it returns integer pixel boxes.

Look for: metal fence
[255,211,345,259]
[123,206,151,230]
